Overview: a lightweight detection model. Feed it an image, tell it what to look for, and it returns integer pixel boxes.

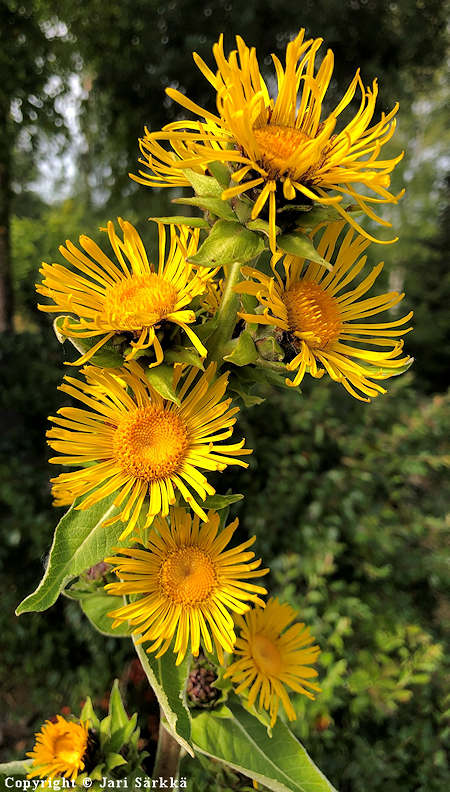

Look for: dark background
[0,1,449,790]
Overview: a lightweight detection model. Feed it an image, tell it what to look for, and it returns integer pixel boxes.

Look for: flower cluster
[17,29,413,784]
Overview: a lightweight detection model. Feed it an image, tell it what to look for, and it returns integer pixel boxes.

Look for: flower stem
[207,261,242,365]
[153,716,181,782]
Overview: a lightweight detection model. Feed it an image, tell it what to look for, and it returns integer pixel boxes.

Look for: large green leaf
[192,696,338,792]
[145,364,181,405]
[16,494,123,615]
[188,220,265,268]
[133,637,193,756]
[0,760,33,776]
[223,330,258,367]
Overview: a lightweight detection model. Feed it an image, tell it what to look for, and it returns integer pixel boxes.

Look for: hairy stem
[207,261,242,365]
[153,717,181,782]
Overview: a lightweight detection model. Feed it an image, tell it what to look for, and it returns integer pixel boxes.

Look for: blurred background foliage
[0,1,449,790]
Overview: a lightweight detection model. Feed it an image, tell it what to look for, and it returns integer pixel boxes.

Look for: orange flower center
[52,733,84,767]
[283,281,341,347]
[252,633,282,676]
[253,124,311,176]
[114,406,189,481]
[160,546,217,605]
[103,273,178,329]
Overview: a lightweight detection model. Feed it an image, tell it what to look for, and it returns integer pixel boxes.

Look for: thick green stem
[207,261,242,365]
[153,716,181,782]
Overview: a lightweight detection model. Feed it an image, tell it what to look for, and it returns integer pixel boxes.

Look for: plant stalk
[153,717,181,782]
[207,261,242,365]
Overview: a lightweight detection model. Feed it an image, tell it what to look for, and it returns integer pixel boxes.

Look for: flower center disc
[283,281,341,347]
[104,273,178,329]
[52,733,83,767]
[114,406,189,481]
[253,124,310,176]
[160,547,217,605]
[252,633,282,676]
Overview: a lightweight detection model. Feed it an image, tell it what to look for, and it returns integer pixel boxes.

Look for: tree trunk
[0,115,13,332]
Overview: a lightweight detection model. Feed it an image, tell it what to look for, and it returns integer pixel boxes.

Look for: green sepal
[88,763,105,781]
[149,215,210,228]
[164,346,205,369]
[203,493,244,510]
[80,696,100,731]
[188,220,265,268]
[53,316,124,368]
[0,760,33,776]
[255,335,285,363]
[184,168,224,198]
[231,196,253,225]
[109,679,128,731]
[145,363,181,405]
[173,195,236,221]
[357,358,414,379]
[295,203,361,231]
[208,161,231,187]
[277,232,332,270]
[16,493,123,615]
[223,330,258,366]
[132,637,193,756]
[191,694,338,792]
[228,383,265,408]
[247,218,281,237]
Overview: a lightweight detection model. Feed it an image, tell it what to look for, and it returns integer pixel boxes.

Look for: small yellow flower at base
[105,507,269,664]
[133,30,403,251]
[47,362,252,538]
[236,222,413,401]
[37,219,215,366]
[225,598,321,727]
[27,716,89,781]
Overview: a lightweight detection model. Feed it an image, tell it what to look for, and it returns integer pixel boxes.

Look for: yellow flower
[132,31,403,252]
[105,507,268,664]
[37,219,213,366]
[224,598,321,727]
[48,362,251,537]
[236,222,413,401]
[26,716,89,781]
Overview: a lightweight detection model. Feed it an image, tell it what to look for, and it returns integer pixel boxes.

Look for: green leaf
[164,346,205,369]
[53,316,124,367]
[109,680,129,730]
[228,384,265,408]
[173,196,236,221]
[184,168,224,198]
[16,493,122,615]
[223,331,258,366]
[105,753,128,771]
[277,232,332,271]
[80,591,131,638]
[203,493,244,510]
[0,760,33,776]
[192,695,338,792]
[80,696,100,730]
[81,592,133,637]
[132,637,193,756]
[145,364,181,405]
[208,161,231,187]
[188,220,265,268]
[149,215,210,228]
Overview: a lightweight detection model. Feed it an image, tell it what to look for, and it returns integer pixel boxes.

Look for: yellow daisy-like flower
[133,30,403,252]
[26,716,89,781]
[105,507,268,664]
[224,598,321,727]
[37,219,213,366]
[48,361,251,537]
[236,222,413,401]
